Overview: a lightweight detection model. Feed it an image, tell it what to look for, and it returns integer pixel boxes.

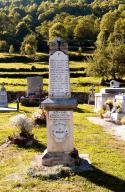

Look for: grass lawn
[0,104,125,191]
[0,77,103,92]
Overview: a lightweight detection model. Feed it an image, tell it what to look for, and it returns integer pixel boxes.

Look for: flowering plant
[114,101,122,113]
[10,114,33,136]
[33,109,46,125]
[105,99,113,111]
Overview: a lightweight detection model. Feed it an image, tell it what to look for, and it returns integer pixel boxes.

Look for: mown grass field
[0,52,102,93]
[0,104,125,192]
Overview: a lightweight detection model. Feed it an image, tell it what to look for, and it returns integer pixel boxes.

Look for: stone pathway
[87,117,125,142]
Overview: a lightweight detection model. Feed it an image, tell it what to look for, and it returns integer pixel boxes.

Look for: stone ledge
[41,98,77,111]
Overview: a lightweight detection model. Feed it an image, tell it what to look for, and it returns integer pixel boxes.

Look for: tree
[49,22,67,41]
[16,21,31,42]
[20,34,37,56]
[106,40,125,79]
[86,45,109,79]
[86,40,125,80]
[74,15,96,46]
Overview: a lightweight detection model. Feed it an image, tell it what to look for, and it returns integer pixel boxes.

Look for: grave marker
[27,76,43,96]
[0,83,8,107]
[41,38,78,166]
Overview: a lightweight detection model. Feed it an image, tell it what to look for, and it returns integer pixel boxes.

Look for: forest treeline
[0,0,124,53]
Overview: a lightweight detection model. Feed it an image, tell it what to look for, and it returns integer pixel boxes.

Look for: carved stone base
[32,149,92,171]
[41,150,76,167]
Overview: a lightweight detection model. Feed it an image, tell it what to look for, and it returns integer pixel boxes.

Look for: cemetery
[0,37,125,192]
[0,0,125,190]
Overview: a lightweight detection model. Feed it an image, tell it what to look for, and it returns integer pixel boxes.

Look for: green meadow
[0,104,125,191]
[0,52,125,191]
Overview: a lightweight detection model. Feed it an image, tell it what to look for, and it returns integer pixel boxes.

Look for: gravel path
[87,117,125,141]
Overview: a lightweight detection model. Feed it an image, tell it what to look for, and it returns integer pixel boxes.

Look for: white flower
[10,114,33,134]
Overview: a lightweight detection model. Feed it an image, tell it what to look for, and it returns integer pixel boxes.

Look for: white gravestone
[49,51,70,98]
[46,49,74,153]
[95,92,113,112]
[41,38,78,166]
[111,94,125,122]
[27,76,43,96]
[95,86,125,112]
[115,95,125,113]
[0,84,8,107]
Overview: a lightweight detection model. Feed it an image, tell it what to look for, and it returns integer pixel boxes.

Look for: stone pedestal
[41,98,77,166]
[115,95,125,113]
[101,88,125,94]
[95,93,113,112]
[111,112,125,123]
[40,38,89,168]
[95,87,125,112]
[41,150,77,167]
[28,38,92,175]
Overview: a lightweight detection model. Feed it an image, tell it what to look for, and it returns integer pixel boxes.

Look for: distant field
[0,52,103,93]
[0,62,48,68]
[0,77,102,92]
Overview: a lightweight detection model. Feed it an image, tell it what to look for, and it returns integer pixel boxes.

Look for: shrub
[10,114,33,137]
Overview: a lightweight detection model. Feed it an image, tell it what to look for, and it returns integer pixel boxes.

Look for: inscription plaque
[51,121,69,142]
[49,51,70,98]
[49,111,71,120]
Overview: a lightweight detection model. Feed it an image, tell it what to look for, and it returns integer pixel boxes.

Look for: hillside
[0,0,124,52]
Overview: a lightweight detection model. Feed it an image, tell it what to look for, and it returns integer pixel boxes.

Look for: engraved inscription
[49,111,71,120]
[49,51,70,98]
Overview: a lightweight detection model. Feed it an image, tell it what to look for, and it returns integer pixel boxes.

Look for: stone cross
[41,38,77,166]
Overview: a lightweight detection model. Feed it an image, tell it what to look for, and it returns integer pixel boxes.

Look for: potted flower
[115,101,122,113]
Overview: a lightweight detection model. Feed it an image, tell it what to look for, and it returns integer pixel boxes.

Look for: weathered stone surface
[40,38,82,167]
[27,76,43,96]
[41,98,77,110]
[100,88,125,94]
[95,87,125,112]
[110,80,120,88]
[95,93,113,112]
[0,84,8,107]
[49,51,70,98]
